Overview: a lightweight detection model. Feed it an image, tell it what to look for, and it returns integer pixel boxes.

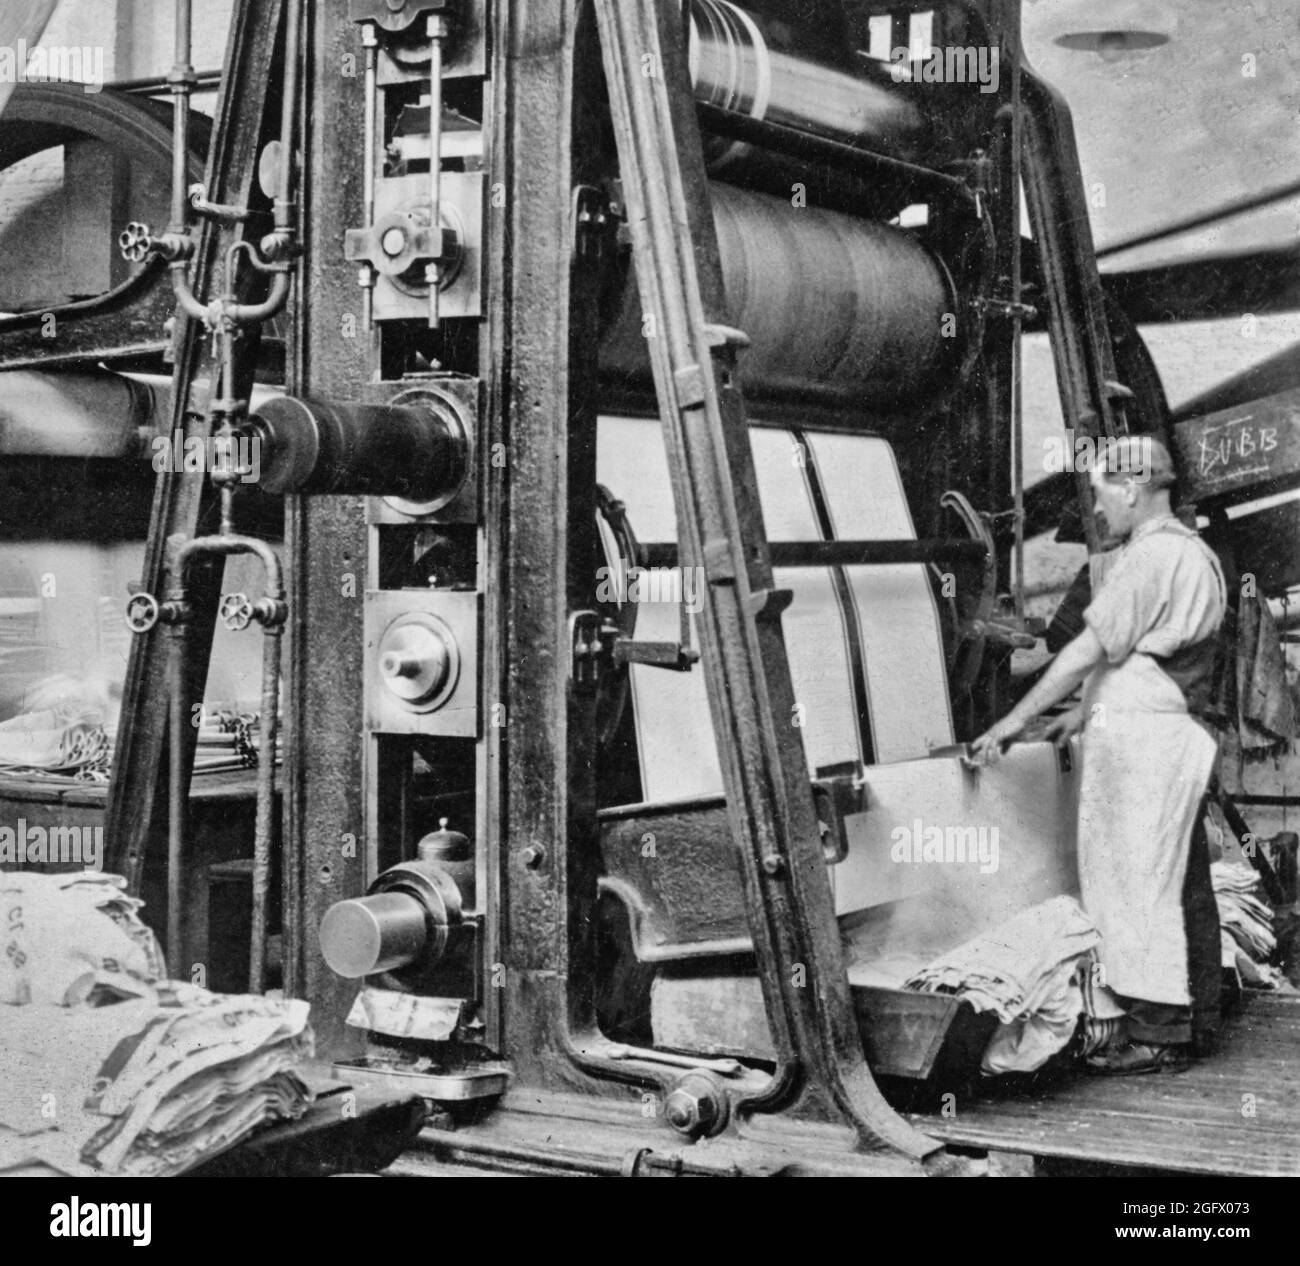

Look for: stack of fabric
[904,896,1112,1074]
[0,871,312,1176]
[1212,860,1285,989]
[0,871,164,1004]
[0,705,111,779]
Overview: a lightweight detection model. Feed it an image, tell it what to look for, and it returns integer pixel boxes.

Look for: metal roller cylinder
[245,391,468,499]
[688,0,929,169]
[600,182,953,405]
[319,890,429,979]
[319,857,464,981]
[0,370,154,458]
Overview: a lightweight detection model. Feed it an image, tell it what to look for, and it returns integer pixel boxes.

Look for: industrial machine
[2,0,1297,1176]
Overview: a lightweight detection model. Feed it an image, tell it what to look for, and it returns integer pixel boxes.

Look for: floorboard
[906,993,1300,1175]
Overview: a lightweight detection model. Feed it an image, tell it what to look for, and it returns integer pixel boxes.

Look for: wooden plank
[906,995,1300,1175]
[1173,387,1300,502]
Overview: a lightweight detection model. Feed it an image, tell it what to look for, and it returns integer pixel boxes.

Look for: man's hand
[1042,705,1084,747]
[967,715,1026,766]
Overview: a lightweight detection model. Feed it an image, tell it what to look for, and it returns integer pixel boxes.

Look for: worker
[970,435,1226,1075]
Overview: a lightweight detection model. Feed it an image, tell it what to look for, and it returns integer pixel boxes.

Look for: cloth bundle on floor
[1212,860,1285,990]
[904,896,1107,1074]
[0,870,311,1176]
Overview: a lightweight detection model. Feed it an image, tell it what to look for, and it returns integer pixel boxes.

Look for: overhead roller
[687,0,930,169]
[599,181,954,406]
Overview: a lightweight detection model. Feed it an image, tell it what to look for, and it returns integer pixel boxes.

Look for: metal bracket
[971,292,1038,322]
[939,489,998,696]
[811,774,865,866]
[569,610,613,695]
[612,639,699,670]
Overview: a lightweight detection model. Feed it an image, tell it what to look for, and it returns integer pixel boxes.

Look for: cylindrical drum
[688,0,930,169]
[319,890,429,979]
[0,370,153,458]
[245,391,468,500]
[600,182,953,406]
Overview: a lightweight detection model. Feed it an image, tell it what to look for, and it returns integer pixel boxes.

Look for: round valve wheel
[118,220,153,264]
[220,593,254,631]
[124,592,160,633]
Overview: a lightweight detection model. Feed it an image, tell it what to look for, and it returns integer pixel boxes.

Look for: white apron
[1078,654,1217,1006]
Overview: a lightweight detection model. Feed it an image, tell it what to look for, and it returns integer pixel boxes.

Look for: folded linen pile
[1212,860,1284,988]
[0,870,311,1176]
[0,982,312,1176]
[904,896,1108,1074]
[0,870,164,1004]
[0,706,110,776]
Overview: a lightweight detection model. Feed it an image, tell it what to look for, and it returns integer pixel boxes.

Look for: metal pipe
[177,270,291,327]
[112,69,222,95]
[168,0,194,236]
[425,12,447,327]
[641,538,989,567]
[170,535,284,604]
[153,0,299,992]
[416,1127,738,1177]
[693,101,970,201]
[170,261,210,321]
[167,615,188,976]
[250,626,282,992]
[273,0,301,238]
[166,532,285,991]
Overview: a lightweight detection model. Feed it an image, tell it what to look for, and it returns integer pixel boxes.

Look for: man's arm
[968,625,1107,764]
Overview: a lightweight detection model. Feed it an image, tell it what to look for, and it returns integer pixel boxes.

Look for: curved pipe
[165,532,284,989]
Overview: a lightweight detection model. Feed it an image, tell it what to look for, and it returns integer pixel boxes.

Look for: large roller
[600,182,954,405]
[687,0,930,168]
[0,370,154,458]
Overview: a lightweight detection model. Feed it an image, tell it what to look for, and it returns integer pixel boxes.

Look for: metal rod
[416,1128,736,1177]
[274,0,301,238]
[168,0,194,236]
[360,22,378,331]
[111,70,222,95]
[1097,177,1300,261]
[425,12,447,327]
[250,628,282,992]
[694,100,973,202]
[1008,75,1026,624]
[641,538,989,568]
[167,616,188,977]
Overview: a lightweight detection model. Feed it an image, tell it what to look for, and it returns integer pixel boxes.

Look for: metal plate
[365,589,480,736]
[332,1057,510,1102]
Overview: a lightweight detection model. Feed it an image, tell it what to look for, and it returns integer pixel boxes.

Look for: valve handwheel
[118,221,153,264]
[124,592,161,633]
[220,593,254,631]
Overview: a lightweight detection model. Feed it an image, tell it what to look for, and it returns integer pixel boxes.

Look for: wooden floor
[906,992,1300,1176]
